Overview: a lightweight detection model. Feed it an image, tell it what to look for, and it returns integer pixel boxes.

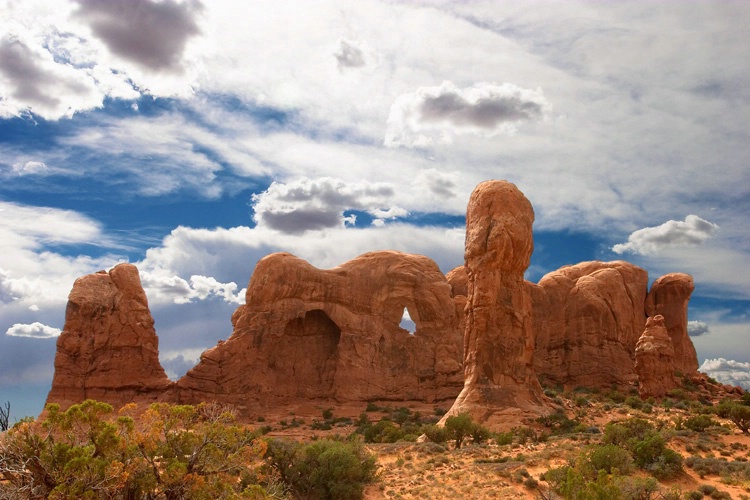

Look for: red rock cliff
[442,180,550,426]
[176,251,464,409]
[532,261,649,389]
[645,273,698,374]
[46,263,171,409]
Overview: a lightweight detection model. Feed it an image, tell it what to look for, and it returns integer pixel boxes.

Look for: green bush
[443,412,490,449]
[602,417,682,479]
[624,396,643,410]
[730,403,750,434]
[581,444,633,476]
[266,438,377,500]
[684,414,716,432]
[362,420,402,443]
[422,424,449,444]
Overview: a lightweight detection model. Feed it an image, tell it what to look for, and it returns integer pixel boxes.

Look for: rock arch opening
[399,306,416,335]
[282,309,341,396]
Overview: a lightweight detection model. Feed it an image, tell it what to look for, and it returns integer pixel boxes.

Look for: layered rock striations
[46,264,172,409]
[645,273,698,374]
[635,315,679,398]
[176,251,464,408]
[442,180,550,425]
[532,261,649,389]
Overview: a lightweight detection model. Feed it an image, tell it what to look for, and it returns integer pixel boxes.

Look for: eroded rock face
[532,261,649,390]
[46,264,172,409]
[645,273,698,374]
[176,251,464,408]
[635,315,679,398]
[442,180,549,426]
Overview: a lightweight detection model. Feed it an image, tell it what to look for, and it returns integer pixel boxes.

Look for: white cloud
[160,348,205,380]
[6,322,61,339]
[699,358,750,390]
[140,272,245,305]
[687,320,709,337]
[385,81,551,147]
[11,161,48,175]
[612,215,720,255]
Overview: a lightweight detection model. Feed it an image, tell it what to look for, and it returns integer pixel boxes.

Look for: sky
[1,0,748,420]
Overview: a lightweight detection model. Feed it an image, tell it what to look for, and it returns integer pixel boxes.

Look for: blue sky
[1,0,749,420]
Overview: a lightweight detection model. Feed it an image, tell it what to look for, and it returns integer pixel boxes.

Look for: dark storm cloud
[261,209,344,235]
[420,90,544,129]
[334,39,366,70]
[251,178,399,234]
[687,320,710,337]
[72,0,204,72]
[0,38,61,107]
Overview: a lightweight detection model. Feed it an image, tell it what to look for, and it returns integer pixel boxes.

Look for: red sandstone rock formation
[46,263,172,409]
[176,251,464,409]
[446,266,468,338]
[645,273,698,374]
[635,315,680,398]
[442,180,550,426]
[532,261,649,390]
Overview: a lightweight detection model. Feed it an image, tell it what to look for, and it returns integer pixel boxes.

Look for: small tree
[730,404,750,434]
[444,412,475,449]
[0,401,9,431]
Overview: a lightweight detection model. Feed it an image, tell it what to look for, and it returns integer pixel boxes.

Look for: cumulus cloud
[71,0,204,72]
[0,35,101,119]
[612,215,719,255]
[140,272,245,305]
[161,352,201,380]
[687,320,710,337]
[385,81,550,147]
[251,177,406,234]
[6,322,61,339]
[699,358,750,390]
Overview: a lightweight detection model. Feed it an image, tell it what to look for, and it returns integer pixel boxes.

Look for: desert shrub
[266,438,377,500]
[614,476,660,499]
[543,465,623,499]
[730,403,750,434]
[523,477,539,490]
[580,444,633,476]
[685,491,704,500]
[365,402,380,412]
[443,412,489,448]
[607,390,627,404]
[362,420,402,443]
[536,410,579,435]
[699,484,718,495]
[0,400,268,499]
[624,396,644,410]
[603,417,682,479]
[684,414,717,432]
[494,430,514,446]
[421,424,448,445]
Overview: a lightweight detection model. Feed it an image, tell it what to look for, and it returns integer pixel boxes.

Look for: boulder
[442,180,550,427]
[635,315,679,398]
[46,264,172,409]
[645,273,698,374]
[176,251,464,409]
[532,261,649,389]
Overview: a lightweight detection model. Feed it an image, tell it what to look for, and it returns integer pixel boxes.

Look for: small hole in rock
[399,307,416,335]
